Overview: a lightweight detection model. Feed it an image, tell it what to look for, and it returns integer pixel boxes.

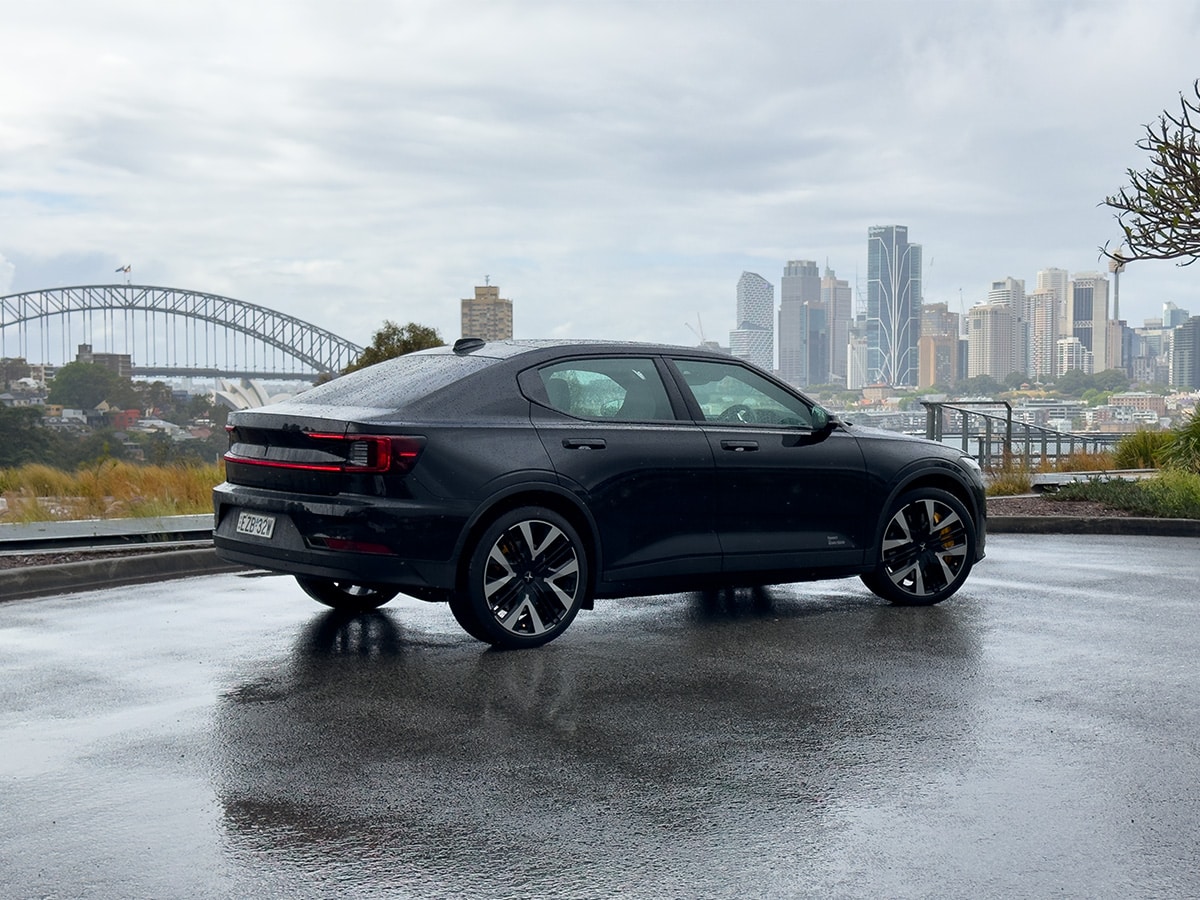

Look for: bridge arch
[0,284,364,378]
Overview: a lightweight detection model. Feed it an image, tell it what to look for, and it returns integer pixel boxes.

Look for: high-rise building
[1057,337,1093,375]
[1164,301,1191,328]
[967,301,1016,380]
[461,283,513,341]
[730,271,774,372]
[867,225,921,386]
[918,302,961,388]
[1067,273,1110,371]
[1027,289,1059,382]
[1037,267,1070,321]
[846,316,869,390]
[988,277,1028,375]
[777,260,822,386]
[822,267,853,386]
[1171,316,1200,388]
[1132,321,1171,385]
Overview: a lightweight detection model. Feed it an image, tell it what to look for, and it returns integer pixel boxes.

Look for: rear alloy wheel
[295,576,400,612]
[861,488,976,606]
[452,507,588,648]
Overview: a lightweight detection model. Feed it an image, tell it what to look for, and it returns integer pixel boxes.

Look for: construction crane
[684,314,706,346]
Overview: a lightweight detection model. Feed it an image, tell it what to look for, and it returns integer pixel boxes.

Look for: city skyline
[731,235,1198,388]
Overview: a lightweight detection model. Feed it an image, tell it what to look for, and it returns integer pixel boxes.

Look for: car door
[665,356,869,572]
[522,355,720,582]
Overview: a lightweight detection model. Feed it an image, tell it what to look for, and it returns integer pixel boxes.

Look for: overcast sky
[2,0,1199,360]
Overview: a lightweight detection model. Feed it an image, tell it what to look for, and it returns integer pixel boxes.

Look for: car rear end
[213,350,501,597]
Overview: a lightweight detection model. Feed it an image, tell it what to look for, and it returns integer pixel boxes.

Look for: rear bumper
[212,482,464,591]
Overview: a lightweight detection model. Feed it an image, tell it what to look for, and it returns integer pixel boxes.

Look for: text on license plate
[236,511,276,539]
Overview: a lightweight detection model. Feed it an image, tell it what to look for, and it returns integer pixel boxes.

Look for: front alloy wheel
[295,576,400,612]
[451,507,589,648]
[861,488,976,606]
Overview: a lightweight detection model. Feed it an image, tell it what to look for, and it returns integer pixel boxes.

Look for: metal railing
[920,401,1121,468]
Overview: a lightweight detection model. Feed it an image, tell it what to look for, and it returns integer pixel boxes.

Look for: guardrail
[921,401,1121,468]
[0,514,213,554]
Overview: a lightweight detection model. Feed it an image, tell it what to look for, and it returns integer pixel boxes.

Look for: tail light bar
[224,429,424,475]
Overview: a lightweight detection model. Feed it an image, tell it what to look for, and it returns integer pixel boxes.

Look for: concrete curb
[987,516,1200,537]
[0,549,250,603]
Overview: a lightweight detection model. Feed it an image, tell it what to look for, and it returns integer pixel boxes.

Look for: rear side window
[292,353,494,408]
[538,358,674,421]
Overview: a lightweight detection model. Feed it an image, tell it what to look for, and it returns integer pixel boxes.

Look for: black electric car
[214,339,986,648]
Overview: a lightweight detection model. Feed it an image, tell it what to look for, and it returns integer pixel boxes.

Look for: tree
[1093,368,1131,393]
[1003,372,1029,391]
[0,406,53,467]
[47,362,138,410]
[342,321,444,374]
[956,374,1002,397]
[1051,369,1091,397]
[1103,80,1200,266]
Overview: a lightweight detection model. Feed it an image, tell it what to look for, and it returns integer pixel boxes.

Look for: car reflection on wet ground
[2,533,1198,898]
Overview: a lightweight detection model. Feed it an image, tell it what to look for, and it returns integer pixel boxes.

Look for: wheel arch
[869,470,980,565]
[454,485,600,609]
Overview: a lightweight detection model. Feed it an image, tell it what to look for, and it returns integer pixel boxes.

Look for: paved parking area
[2,533,1198,898]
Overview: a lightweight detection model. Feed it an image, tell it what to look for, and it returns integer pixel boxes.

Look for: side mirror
[810,405,834,434]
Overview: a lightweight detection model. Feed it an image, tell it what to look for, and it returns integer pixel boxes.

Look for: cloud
[2,0,1199,361]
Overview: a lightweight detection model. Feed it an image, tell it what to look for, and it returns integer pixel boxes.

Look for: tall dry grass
[0,460,224,522]
[985,449,1117,496]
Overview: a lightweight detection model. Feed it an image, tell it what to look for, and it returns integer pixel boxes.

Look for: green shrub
[1113,429,1172,469]
[1050,478,1156,514]
[1160,411,1200,474]
[1138,469,1200,518]
[1050,470,1200,518]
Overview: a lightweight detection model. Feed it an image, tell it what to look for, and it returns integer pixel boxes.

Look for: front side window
[538,358,674,421]
[671,358,813,427]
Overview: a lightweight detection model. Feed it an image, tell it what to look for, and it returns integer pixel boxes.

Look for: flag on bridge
[115,265,131,273]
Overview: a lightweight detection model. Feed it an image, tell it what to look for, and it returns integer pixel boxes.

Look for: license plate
[236,511,276,539]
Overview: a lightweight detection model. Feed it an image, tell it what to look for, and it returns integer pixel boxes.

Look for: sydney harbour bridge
[0,284,365,381]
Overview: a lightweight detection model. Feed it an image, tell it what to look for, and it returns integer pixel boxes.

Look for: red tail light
[224,433,424,474]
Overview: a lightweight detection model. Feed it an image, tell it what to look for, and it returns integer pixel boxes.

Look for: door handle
[720,440,759,452]
[562,438,607,450]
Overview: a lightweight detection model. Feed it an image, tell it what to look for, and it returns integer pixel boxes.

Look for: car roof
[423,338,729,363]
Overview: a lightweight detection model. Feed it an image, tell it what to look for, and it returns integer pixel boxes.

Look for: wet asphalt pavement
[2,533,1198,899]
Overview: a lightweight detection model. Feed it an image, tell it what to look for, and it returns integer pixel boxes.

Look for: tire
[295,576,400,612]
[861,488,976,606]
[453,507,589,649]
[447,591,493,642]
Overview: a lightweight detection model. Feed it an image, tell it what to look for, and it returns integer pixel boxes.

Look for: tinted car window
[672,358,813,427]
[539,358,674,421]
[291,353,494,408]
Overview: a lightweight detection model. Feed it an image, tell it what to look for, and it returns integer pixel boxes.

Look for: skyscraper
[918,302,961,388]
[987,277,1028,376]
[461,283,513,341]
[1171,316,1200,388]
[867,225,922,386]
[1067,273,1110,371]
[730,272,774,371]
[1027,289,1059,381]
[822,267,853,386]
[967,301,1016,380]
[1037,267,1070,321]
[777,260,822,387]
[1164,301,1191,328]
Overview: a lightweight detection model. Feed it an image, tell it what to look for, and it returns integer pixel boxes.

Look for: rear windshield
[291,353,496,408]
